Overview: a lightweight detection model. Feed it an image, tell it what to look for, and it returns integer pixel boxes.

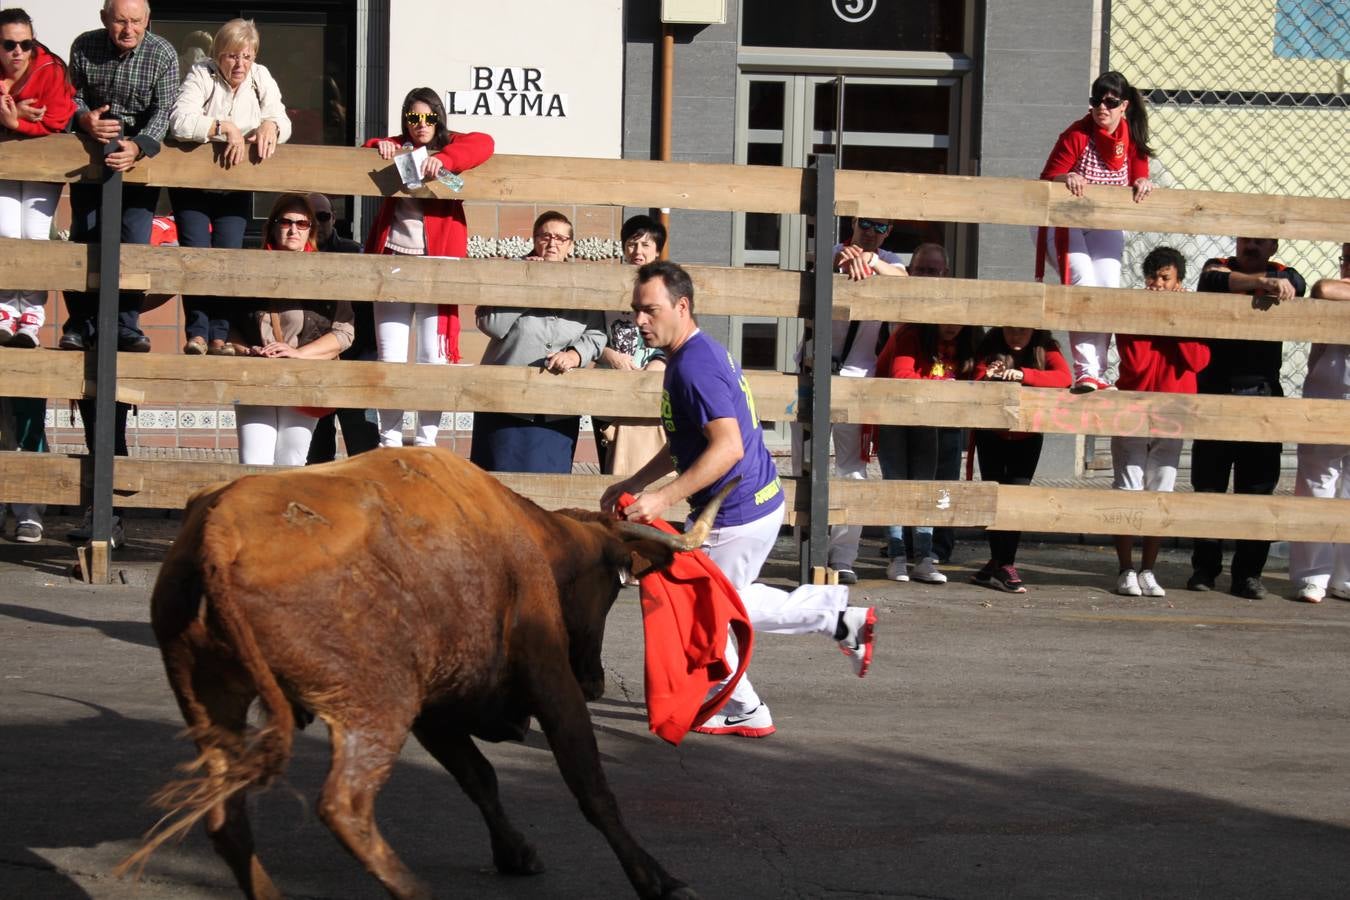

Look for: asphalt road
[2,516,1348,899]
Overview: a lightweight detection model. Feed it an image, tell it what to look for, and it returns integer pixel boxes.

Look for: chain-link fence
[1109,0,1348,394]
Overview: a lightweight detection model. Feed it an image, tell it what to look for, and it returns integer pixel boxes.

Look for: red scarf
[1092,116,1129,171]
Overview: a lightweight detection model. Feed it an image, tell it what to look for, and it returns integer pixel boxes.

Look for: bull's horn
[615,476,741,551]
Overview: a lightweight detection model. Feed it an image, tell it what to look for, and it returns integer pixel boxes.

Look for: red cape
[622,495,754,745]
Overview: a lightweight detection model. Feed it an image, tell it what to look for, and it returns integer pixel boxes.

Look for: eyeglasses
[1089,94,1124,109]
[857,218,890,235]
[315,211,333,223]
[535,232,572,243]
[2,39,35,52]
[404,112,439,126]
[222,52,254,63]
[277,217,311,231]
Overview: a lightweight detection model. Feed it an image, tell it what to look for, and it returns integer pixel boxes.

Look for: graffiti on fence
[1026,393,1191,439]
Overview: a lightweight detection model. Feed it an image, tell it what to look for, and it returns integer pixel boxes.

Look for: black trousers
[1190,438,1281,582]
[975,432,1043,566]
[306,408,381,464]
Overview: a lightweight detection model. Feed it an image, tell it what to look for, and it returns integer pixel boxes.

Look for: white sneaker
[1330,584,1350,601]
[911,557,947,584]
[837,606,877,678]
[1296,581,1326,603]
[1115,569,1142,597]
[693,703,775,738]
[9,310,42,349]
[885,558,910,582]
[1137,569,1166,597]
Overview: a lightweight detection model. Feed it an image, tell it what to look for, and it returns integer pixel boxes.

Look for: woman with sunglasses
[365,87,494,449]
[0,7,75,347]
[1036,70,1154,393]
[168,19,291,356]
[234,194,354,466]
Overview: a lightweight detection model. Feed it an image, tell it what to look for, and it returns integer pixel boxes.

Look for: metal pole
[89,161,123,578]
[800,153,835,583]
[657,22,675,258]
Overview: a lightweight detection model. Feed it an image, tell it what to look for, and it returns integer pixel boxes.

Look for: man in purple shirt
[601,261,877,738]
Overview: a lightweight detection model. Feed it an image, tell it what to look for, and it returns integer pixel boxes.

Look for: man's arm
[613,417,743,524]
[600,446,676,514]
[132,48,180,158]
[1312,279,1350,301]
[1197,266,1295,302]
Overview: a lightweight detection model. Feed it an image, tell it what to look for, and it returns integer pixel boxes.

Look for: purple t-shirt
[662,330,784,527]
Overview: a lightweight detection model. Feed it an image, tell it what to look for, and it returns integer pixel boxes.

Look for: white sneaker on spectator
[1330,583,1350,601]
[885,558,909,582]
[911,557,947,584]
[1116,569,1142,597]
[1137,569,1166,597]
[693,703,775,738]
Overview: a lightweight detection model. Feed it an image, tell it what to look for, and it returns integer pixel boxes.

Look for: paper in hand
[395,145,428,190]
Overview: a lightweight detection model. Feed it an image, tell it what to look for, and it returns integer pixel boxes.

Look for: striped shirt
[68,29,179,157]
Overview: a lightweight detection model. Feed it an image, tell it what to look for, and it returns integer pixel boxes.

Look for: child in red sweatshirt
[1111,247,1210,598]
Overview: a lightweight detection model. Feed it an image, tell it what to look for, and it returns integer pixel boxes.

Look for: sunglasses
[2,39,35,52]
[404,112,439,126]
[277,217,311,231]
[857,218,890,235]
[315,211,333,223]
[1089,94,1124,109]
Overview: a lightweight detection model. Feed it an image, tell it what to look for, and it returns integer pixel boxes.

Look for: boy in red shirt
[1112,247,1211,597]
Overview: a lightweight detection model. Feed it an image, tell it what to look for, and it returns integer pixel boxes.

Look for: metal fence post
[87,167,123,582]
[799,153,835,583]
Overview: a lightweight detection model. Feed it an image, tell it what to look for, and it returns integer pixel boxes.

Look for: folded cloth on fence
[619,493,753,745]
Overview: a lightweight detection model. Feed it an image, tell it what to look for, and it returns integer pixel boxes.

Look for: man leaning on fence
[1188,237,1306,600]
[60,0,178,354]
[792,216,907,583]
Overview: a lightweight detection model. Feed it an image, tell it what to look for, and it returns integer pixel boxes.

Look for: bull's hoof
[493,841,545,876]
[663,884,699,899]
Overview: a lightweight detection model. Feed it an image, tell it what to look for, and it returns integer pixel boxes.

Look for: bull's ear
[621,540,678,580]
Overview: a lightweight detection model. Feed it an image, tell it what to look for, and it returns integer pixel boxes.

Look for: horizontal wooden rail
[3,452,1345,542]
[8,238,1348,345]
[835,170,1350,243]
[8,353,1349,445]
[6,134,1347,241]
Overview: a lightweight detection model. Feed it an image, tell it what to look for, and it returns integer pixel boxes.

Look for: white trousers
[702,503,850,716]
[237,405,318,466]
[790,420,868,570]
[0,180,63,324]
[375,301,446,447]
[1043,226,1124,382]
[1289,442,1350,592]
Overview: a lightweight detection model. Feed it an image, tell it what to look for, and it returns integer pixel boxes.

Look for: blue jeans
[877,425,938,560]
[63,182,160,340]
[169,189,252,342]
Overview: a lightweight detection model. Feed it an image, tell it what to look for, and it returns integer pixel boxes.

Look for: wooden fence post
[84,165,123,584]
[799,153,836,583]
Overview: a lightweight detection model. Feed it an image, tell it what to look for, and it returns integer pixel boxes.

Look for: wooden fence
[2,133,1348,582]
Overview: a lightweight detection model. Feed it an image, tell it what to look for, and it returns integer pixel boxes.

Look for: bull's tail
[116,529,295,877]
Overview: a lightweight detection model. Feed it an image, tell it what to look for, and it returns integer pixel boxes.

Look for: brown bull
[121,447,719,899]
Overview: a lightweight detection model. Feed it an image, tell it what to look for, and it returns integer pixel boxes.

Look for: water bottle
[436,171,464,192]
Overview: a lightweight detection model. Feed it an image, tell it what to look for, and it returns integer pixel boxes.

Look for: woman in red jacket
[874,322,982,583]
[365,87,494,448]
[0,7,76,347]
[1036,70,1154,393]
[971,328,1073,593]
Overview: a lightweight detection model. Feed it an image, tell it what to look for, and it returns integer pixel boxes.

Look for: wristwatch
[213,119,222,138]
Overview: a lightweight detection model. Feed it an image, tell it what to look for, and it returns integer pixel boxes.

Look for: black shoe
[1186,572,1215,592]
[1231,576,1267,600]
[58,332,88,351]
[834,568,858,585]
[118,333,152,353]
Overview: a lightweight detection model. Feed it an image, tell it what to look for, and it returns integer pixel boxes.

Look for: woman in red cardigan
[365,87,494,448]
[1036,70,1154,393]
[0,7,76,347]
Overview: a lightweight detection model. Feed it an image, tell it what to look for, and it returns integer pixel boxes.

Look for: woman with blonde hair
[169,18,291,355]
[234,195,354,466]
